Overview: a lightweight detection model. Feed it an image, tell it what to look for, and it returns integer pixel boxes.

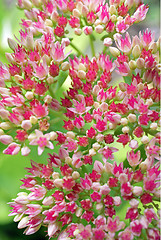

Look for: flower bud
[7,38,18,51]
[95,203,103,211]
[21,146,30,156]
[0,122,12,130]
[103,37,113,47]
[129,60,136,70]
[46,76,55,84]
[118,173,128,183]
[78,63,86,71]
[132,45,141,58]
[109,47,120,57]
[105,162,113,173]
[78,70,86,79]
[73,8,81,18]
[53,179,63,188]
[113,196,121,206]
[110,15,117,22]
[137,82,144,91]
[61,62,70,71]
[5,53,15,64]
[74,28,82,35]
[141,136,149,144]
[45,19,53,27]
[92,85,100,96]
[30,116,38,124]
[65,156,72,165]
[149,42,157,54]
[28,133,36,141]
[25,91,34,100]
[133,186,143,196]
[100,102,108,112]
[94,160,104,173]
[129,199,139,208]
[92,142,101,150]
[92,182,101,191]
[150,122,158,130]
[72,171,80,179]
[109,5,117,14]
[89,148,96,156]
[119,82,127,91]
[122,126,129,134]
[42,196,53,206]
[94,102,100,109]
[0,109,10,119]
[14,75,23,83]
[83,26,93,35]
[95,25,104,34]
[128,113,136,123]
[96,134,104,142]
[18,216,29,229]
[52,172,60,179]
[75,207,83,217]
[0,129,4,135]
[21,120,32,130]
[136,58,145,69]
[22,0,33,9]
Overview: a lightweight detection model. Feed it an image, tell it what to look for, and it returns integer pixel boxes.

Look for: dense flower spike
[0,0,160,239]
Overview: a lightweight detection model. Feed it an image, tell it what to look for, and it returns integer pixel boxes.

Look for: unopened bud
[95,203,103,211]
[46,76,55,84]
[22,0,33,9]
[45,19,53,27]
[120,118,128,125]
[21,146,30,156]
[129,60,136,70]
[30,116,38,124]
[74,28,82,35]
[89,148,96,156]
[149,42,157,54]
[0,122,12,130]
[145,98,153,106]
[75,207,83,217]
[157,36,161,51]
[137,82,144,91]
[66,131,75,139]
[26,35,34,50]
[141,135,149,144]
[18,216,29,229]
[49,131,57,141]
[110,15,117,22]
[136,58,145,69]
[92,142,101,150]
[150,122,158,130]
[65,156,72,165]
[21,120,32,130]
[0,129,4,135]
[96,134,104,142]
[25,91,34,100]
[109,47,120,57]
[117,16,123,22]
[119,82,127,91]
[103,37,112,47]
[95,25,104,34]
[122,126,129,133]
[53,178,63,188]
[73,8,81,18]
[78,70,86,79]
[113,196,121,206]
[94,102,100,109]
[28,133,36,141]
[52,172,60,179]
[133,186,143,196]
[132,45,141,58]
[5,53,15,64]
[118,173,128,183]
[42,196,53,206]
[108,122,115,129]
[128,113,136,123]
[7,38,18,51]
[61,62,70,71]
[109,5,117,14]
[72,171,80,179]
[14,75,23,83]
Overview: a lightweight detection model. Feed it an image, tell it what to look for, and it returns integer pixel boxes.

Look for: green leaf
[124,76,132,85]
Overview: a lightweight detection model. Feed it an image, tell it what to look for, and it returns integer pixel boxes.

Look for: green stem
[70,42,84,57]
[89,34,95,57]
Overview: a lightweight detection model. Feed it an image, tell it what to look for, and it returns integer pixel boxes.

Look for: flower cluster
[0,0,160,239]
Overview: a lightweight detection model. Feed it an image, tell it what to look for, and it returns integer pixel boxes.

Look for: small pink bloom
[3,143,20,155]
[127,150,141,167]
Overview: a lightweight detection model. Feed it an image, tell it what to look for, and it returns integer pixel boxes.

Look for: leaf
[124,76,132,85]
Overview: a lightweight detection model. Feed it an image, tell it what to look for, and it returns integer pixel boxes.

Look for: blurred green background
[0,0,160,239]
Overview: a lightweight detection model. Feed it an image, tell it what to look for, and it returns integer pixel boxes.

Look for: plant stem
[70,42,84,57]
[89,34,95,57]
